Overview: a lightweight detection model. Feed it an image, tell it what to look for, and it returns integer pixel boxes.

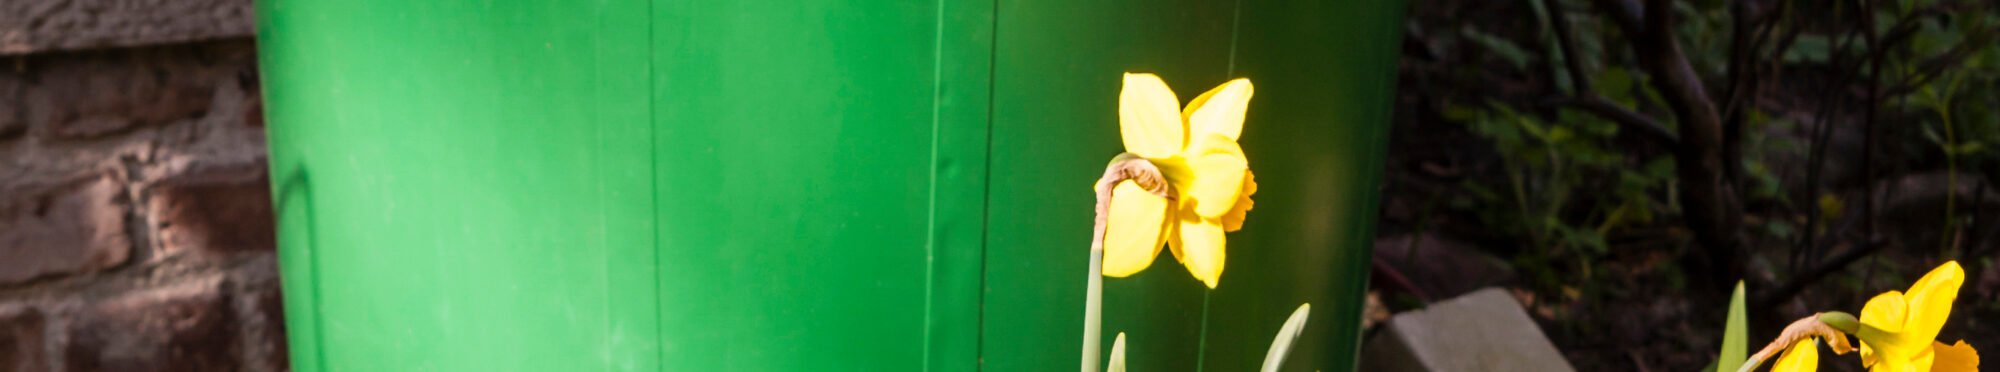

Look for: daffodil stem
[1083,167,1120,372]
[1194,290,1213,372]
[1082,246,1103,372]
[1732,355,1765,372]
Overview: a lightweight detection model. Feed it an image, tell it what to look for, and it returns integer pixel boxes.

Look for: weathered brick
[0,307,49,372]
[0,173,131,286]
[149,162,274,256]
[0,0,253,55]
[250,280,289,371]
[24,45,219,140]
[66,282,238,372]
[240,96,264,129]
[0,74,22,139]
[0,113,22,139]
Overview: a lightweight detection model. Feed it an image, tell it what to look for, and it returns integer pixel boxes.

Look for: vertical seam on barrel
[595,1,613,369]
[974,0,997,369]
[310,178,329,372]
[924,0,946,367]
[923,0,998,369]
[645,0,663,370]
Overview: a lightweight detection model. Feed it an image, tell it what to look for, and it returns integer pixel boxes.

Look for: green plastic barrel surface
[255,1,1403,371]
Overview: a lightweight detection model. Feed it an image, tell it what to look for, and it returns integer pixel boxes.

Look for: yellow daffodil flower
[1856,261,1979,372]
[1773,338,1820,372]
[1100,73,1257,288]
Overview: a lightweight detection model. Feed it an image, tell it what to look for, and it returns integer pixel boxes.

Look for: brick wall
[0,2,284,371]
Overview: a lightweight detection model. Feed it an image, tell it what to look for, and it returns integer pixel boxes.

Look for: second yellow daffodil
[1101,73,1257,289]
[1856,261,1979,372]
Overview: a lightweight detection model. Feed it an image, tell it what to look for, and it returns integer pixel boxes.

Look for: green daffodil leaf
[1719,281,1748,372]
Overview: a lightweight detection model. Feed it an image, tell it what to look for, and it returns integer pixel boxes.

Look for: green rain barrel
[255,1,1404,371]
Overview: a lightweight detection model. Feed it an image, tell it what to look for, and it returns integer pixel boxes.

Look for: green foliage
[1878,8,2000,252]
[1673,0,1732,76]
[1718,281,1748,372]
[1430,0,2000,338]
[1740,109,1803,203]
[1783,35,1832,64]
[1461,26,1535,71]
[1450,99,1674,292]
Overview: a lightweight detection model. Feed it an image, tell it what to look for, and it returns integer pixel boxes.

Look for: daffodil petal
[1103,181,1172,277]
[1182,135,1250,218]
[1184,78,1252,141]
[1165,214,1186,263]
[1221,171,1256,232]
[1860,290,1909,334]
[1120,73,1186,158]
[1932,340,1979,372]
[1151,156,1195,199]
[1914,345,1938,372]
[1187,158,1247,218]
[1858,290,1908,368]
[1171,214,1227,288]
[1772,338,1819,372]
[1865,358,1892,372]
[1861,342,1877,368]
[1901,261,1964,344]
